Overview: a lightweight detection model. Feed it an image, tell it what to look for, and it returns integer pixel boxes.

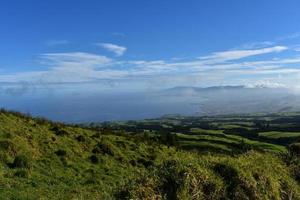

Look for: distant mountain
[165,85,245,93]
[161,85,300,115]
[164,84,286,93]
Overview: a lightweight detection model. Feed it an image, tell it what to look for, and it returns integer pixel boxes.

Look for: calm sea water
[0,90,200,123]
[1,86,299,123]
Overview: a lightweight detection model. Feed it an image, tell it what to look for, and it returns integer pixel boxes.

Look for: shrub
[55,149,67,157]
[51,126,68,136]
[0,132,12,138]
[288,158,300,183]
[92,142,114,156]
[213,163,256,199]
[0,140,17,155]
[289,143,300,157]
[91,132,102,139]
[213,163,238,182]
[0,152,9,163]
[11,155,30,169]
[117,159,224,200]
[115,175,161,200]
[35,117,50,125]
[89,155,99,164]
[238,139,252,153]
[160,133,177,147]
[137,158,154,168]
[159,160,185,199]
[84,170,102,185]
[14,169,29,178]
[76,135,85,142]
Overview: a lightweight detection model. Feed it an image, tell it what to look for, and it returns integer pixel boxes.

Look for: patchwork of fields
[103,112,300,153]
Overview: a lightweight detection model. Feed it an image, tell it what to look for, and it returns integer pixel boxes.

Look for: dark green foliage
[238,139,252,153]
[160,132,177,147]
[0,139,17,154]
[137,158,154,168]
[84,169,102,185]
[117,159,225,199]
[254,120,270,131]
[91,131,102,138]
[76,135,85,142]
[11,155,30,169]
[92,142,114,156]
[89,154,99,164]
[213,163,244,199]
[14,169,29,178]
[55,149,67,157]
[51,126,68,136]
[289,143,300,157]
[159,160,184,200]
[290,163,300,183]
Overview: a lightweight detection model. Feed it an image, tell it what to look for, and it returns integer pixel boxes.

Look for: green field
[177,129,286,153]
[259,131,300,139]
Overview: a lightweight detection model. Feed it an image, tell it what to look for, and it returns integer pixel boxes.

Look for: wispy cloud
[236,41,274,50]
[199,46,288,62]
[245,80,287,89]
[96,43,127,56]
[1,45,300,92]
[41,52,111,68]
[276,32,300,41]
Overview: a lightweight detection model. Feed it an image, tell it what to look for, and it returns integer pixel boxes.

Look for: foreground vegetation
[1,109,300,199]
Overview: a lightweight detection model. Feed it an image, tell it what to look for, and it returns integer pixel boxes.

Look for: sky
[1,0,300,94]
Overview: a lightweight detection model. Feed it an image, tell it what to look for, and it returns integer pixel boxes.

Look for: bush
[117,159,224,200]
[115,174,161,200]
[0,140,17,155]
[0,132,12,138]
[137,158,154,168]
[238,139,252,153]
[89,155,99,164]
[55,149,67,157]
[92,142,114,156]
[213,163,256,199]
[76,135,85,142]
[0,152,9,163]
[213,163,238,182]
[51,126,68,136]
[11,155,30,169]
[14,169,29,178]
[289,143,300,157]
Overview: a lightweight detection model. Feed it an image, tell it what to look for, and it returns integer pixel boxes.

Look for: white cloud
[245,81,287,89]
[97,43,127,56]
[293,45,300,52]
[199,46,288,62]
[41,52,111,68]
[1,44,300,90]
[237,41,274,49]
[276,32,300,41]
[0,52,114,84]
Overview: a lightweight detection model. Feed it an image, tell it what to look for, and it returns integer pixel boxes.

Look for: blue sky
[1,0,300,93]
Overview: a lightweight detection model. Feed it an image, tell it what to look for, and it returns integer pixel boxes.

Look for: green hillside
[1,109,300,199]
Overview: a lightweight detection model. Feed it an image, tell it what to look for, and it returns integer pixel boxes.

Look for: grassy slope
[0,111,299,199]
